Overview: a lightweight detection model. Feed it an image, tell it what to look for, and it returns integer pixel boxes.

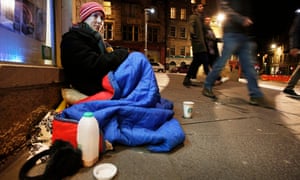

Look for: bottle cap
[83,112,94,117]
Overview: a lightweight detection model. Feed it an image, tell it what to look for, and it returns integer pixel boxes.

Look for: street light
[270,43,276,49]
[144,8,155,58]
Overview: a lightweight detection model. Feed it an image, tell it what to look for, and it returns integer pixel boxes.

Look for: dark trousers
[186,52,209,79]
[208,53,221,81]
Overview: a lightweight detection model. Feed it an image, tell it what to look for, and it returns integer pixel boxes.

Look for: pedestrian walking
[183,3,209,87]
[202,0,273,108]
[283,8,300,97]
[203,16,222,85]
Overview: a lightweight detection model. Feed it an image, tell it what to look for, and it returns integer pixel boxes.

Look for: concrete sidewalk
[1,73,300,180]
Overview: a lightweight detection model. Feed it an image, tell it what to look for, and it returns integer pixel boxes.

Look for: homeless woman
[60,2,129,96]
[56,2,185,153]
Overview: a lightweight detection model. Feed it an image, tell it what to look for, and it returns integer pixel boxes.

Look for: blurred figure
[263,54,272,75]
[183,3,209,87]
[202,0,273,108]
[283,9,300,97]
[203,16,222,85]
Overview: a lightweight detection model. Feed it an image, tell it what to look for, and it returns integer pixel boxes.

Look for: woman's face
[84,11,104,32]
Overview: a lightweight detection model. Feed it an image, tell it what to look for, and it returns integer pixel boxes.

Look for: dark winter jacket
[189,12,207,53]
[220,0,255,37]
[60,22,129,95]
[204,24,219,57]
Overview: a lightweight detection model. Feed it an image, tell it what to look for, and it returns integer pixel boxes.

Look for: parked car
[170,66,179,73]
[178,65,189,73]
[170,65,189,73]
[151,62,165,72]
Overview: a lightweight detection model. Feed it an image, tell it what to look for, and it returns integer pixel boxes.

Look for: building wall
[106,0,166,64]
[0,0,69,168]
[166,0,193,68]
[0,64,65,169]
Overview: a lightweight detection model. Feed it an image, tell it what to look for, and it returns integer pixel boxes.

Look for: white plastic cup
[183,101,194,119]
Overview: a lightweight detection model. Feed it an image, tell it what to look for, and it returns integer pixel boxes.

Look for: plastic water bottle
[77,112,99,167]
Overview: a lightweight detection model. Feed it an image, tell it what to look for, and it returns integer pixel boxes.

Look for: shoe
[221,77,229,82]
[202,87,216,99]
[183,77,192,87]
[249,97,275,109]
[283,89,300,96]
[190,78,199,83]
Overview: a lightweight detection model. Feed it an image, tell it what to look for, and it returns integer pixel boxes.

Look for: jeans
[204,33,263,98]
[186,52,209,79]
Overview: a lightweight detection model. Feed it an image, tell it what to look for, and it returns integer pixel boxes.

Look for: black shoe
[283,89,300,96]
[249,97,275,109]
[202,87,216,99]
[183,77,192,87]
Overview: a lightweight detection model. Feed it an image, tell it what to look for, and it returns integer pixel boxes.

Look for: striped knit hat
[80,2,105,22]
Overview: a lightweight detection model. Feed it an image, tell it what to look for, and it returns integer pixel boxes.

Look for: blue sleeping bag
[56,52,185,152]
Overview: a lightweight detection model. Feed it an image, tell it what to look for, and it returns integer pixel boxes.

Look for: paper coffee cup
[183,101,194,119]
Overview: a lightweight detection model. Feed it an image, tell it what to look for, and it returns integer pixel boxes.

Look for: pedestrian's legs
[204,33,239,89]
[190,61,201,79]
[238,39,264,98]
[208,54,214,68]
[183,52,202,86]
[208,54,222,81]
[186,52,202,79]
[285,64,300,90]
[201,52,210,75]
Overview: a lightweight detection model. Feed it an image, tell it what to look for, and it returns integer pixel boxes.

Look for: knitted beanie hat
[80,2,105,22]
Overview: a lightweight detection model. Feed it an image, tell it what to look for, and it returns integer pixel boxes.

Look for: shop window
[170,47,175,56]
[169,26,176,37]
[103,1,111,16]
[148,27,158,43]
[180,46,185,56]
[180,8,186,20]
[103,22,113,40]
[179,27,186,38]
[122,25,138,41]
[170,7,176,19]
[0,0,54,65]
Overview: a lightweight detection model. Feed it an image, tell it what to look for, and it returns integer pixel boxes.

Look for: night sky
[251,1,300,53]
[206,0,300,53]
